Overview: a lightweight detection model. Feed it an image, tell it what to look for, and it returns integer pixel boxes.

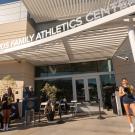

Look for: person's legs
[2,110,7,131]
[2,109,10,131]
[0,114,3,129]
[123,103,134,132]
[130,103,135,115]
[5,109,10,130]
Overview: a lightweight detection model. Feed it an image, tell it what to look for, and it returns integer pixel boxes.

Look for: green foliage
[41,83,58,101]
[0,75,17,96]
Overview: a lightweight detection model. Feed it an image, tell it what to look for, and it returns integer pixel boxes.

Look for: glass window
[35,64,73,77]
[47,64,72,77]
[88,78,98,103]
[71,61,98,74]
[98,60,114,72]
[0,0,19,4]
[35,67,48,77]
[100,74,116,109]
[100,74,116,87]
[98,60,108,72]
[76,79,85,102]
[35,78,73,102]
[35,60,113,78]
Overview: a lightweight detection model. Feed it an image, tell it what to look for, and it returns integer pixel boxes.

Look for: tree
[40,83,60,121]
[0,75,17,96]
[41,83,58,101]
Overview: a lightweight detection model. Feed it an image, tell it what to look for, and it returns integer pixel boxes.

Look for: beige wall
[0,2,36,99]
[0,1,27,25]
[0,1,35,44]
[112,38,135,86]
[0,61,35,99]
[0,20,35,43]
[0,61,34,117]
[0,20,27,43]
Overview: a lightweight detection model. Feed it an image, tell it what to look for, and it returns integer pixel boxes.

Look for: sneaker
[130,127,134,133]
[5,124,8,131]
[1,128,5,132]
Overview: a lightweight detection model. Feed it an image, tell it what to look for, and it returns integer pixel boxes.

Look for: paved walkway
[0,112,134,135]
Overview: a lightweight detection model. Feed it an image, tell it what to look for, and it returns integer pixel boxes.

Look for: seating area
[0,98,107,132]
[22,100,84,126]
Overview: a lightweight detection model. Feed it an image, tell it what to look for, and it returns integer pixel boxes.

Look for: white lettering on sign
[0,0,135,50]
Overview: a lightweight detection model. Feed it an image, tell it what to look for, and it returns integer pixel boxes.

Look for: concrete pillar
[128,25,135,62]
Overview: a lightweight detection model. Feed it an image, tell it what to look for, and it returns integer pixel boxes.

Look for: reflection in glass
[47,65,72,76]
[98,61,108,72]
[76,79,85,102]
[88,79,98,104]
[72,61,98,74]
[35,67,48,77]
[100,74,116,110]
[35,60,114,78]
[35,78,73,102]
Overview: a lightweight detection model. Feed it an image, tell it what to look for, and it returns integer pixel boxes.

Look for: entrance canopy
[0,2,135,65]
[22,0,113,23]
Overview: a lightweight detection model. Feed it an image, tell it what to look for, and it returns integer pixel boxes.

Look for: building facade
[0,0,135,106]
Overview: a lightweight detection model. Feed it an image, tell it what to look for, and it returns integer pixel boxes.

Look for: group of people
[0,87,15,131]
[23,86,35,113]
[0,80,135,133]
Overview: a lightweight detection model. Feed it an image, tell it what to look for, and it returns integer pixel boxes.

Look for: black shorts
[2,102,11,110]
[122,95,135,104]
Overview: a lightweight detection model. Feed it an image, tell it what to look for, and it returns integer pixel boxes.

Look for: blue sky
[0,0,19,4]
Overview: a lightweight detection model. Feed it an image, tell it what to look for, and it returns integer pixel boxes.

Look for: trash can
[120,96,126,115]
[24,98,35,126]
[111,93,117,114]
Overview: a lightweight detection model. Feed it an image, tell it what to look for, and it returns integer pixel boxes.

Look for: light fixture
[123,18,130,22]
[116,55,129,61]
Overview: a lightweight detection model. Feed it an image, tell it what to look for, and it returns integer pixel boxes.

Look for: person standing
[0,97,3,129]
[28,86,34,98]
[2,87,14,131]
[119,78,135,133]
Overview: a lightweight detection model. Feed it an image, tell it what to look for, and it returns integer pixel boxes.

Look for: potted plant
[41,83,58,121]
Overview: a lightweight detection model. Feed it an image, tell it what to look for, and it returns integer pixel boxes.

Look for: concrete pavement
[0,112,134,135]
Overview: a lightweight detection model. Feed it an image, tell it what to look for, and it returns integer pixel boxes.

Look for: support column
[72,79,77,101]
[128,25,135,62]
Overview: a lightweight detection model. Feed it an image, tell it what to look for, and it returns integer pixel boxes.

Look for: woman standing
[119,78,135,132]
[2,87,14,131]
[0,97,3,129]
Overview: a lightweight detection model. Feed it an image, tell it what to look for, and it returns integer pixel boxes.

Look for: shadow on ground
[0,111,117,132]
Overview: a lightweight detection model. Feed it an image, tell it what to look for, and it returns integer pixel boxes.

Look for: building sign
[0,0,135,50]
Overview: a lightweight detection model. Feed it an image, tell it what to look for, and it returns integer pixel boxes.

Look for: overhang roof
[0,20,130,65]
[22,0,112,23]
[0,4,135,65]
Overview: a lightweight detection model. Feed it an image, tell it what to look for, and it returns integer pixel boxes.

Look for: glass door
[75,79,85,102]
[73,75,102,105]
[87,78,98,105]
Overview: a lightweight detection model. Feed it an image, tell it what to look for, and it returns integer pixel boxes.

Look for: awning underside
[0,0,134,65]
[22,0,113,23]
[0,21,129,65]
